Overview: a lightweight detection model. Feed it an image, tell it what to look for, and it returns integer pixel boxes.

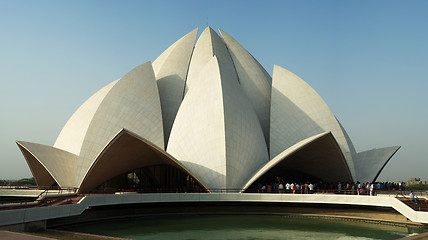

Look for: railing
[0,185,39,190]
[2,191,428,226]
[88,187,427,196]
[2,186,428,210]
[35,187,77,200]
[0,187,79,209]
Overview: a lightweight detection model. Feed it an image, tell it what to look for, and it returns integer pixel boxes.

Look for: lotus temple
[16,27,400,194]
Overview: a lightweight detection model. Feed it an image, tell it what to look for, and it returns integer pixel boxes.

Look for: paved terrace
[1,193,428,227]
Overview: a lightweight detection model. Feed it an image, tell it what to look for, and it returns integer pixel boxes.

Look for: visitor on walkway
[266,184,272,193]
[410,191,421,204]
[309,183,314,194]
[261,184,266,193]
[357,182,361,195]
[369,183,374,196]
[278,183,284,193]
[285,182,290,193]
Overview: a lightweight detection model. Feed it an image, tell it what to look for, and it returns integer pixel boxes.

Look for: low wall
[48,201,411,229]
[1,193,428,227]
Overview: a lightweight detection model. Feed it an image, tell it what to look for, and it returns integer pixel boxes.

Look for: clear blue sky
[1,0,427,182]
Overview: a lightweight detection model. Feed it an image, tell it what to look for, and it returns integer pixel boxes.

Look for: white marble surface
[153,28,198,146]
[1,193,427,226]
[219,29,272,146]
[355,146,401,183]
[168,35,268,191]
[270,65,356,178]
[76,62,164,188]
[54,80,119,156]
[16,142,77,188]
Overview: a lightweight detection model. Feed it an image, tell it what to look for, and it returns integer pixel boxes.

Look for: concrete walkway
[0,230,130,240]
[397,231,428,240]
[1,193,428,227]
[0,231,54,240]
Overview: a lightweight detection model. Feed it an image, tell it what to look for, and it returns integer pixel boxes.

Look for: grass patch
[406,184,428,190]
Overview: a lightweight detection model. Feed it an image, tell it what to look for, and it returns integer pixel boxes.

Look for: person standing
[309,183,314,194]
[278,183,284,194]
[369,183,374,196]
[357,182,361,195]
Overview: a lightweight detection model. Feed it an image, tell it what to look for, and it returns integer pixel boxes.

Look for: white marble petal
[219,29,272,146]
[242,132,328,191]
[76,62,164,188]
[16,141,77,188]
[78,129,209,193]
[355,146,401,183]
[153,28,198,146]
[270,65,356,179]
[168,45,268,192]
[242,132,352,192]
[185,27,237,95]
[167,56,227,190]
[54,80,119,155]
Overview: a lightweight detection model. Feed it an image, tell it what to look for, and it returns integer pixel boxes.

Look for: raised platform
[1,193,428,227]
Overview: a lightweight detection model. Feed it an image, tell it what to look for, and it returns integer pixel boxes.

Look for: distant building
[406,178,428,185]
[16,27,400,194]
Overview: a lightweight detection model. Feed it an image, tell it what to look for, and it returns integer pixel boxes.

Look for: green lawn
[406,184,428,190]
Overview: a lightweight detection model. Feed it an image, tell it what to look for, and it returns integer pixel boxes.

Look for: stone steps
[397,197,428,211]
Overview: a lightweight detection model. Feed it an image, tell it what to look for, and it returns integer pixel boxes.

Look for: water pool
[60,215,426,240]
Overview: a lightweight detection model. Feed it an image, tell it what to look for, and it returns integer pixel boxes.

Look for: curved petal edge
[242,132,353,192]
[78,128,209,193]
[354,146,401,183]
[16,141,77,188]
[270,65,356,179]
[76,61,164,188]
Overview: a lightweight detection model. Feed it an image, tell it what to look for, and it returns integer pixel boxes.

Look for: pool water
[60,215,426,240]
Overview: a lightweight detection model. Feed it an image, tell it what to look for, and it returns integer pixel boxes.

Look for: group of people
[256,179,408,196]
[259,182,314,194]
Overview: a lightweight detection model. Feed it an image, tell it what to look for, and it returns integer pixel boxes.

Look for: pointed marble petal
[168,55,269,192]
[355,146,401,183]
[153,28,198,77]
[76,62,164,187]
[337,117,358,158]
[78,129,209,193]
[54,80,119,155]
[167,56,227,191]
[17,141,77,188]
[219,29,272,145]
[242,132,352,192]
[153,28,198,146]
[185,27,237,95]
[270,65,356,179]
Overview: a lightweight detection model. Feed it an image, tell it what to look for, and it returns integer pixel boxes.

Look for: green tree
[16,177,36,186]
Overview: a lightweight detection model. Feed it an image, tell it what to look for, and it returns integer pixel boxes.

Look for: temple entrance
[91,164,207,194]
[244,165,322,193]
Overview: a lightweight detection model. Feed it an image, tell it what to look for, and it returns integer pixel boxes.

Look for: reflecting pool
[60,215,426,240]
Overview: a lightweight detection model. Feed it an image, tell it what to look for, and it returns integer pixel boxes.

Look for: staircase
[37,195,83,207]
[396,197,428,211]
